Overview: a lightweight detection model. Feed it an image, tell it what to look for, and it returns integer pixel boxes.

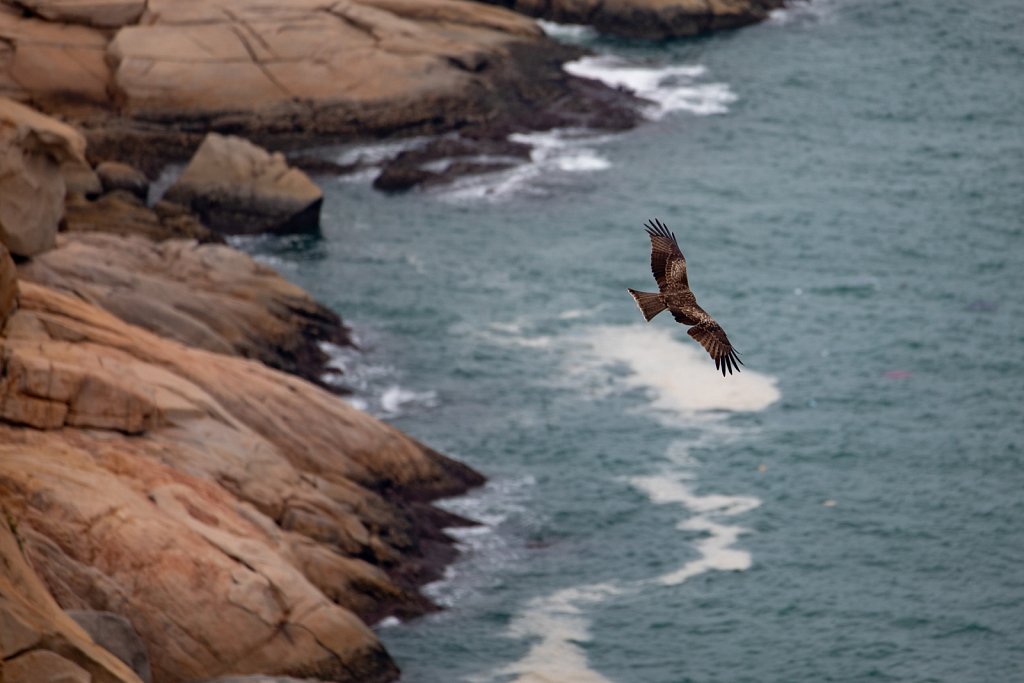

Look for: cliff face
[0,101,482,683]
[0,277,482,682]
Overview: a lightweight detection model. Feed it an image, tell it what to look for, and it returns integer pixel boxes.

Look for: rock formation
[482,0,786,39]
[0,97,88,257]
[0,518,144,683]
[18,232,351,388]
[62,191,222,244]
[0,102,483,682]
[1,0,644,185]
[0,276,481,681]
[165,134,324,235]
[95,161,149,200]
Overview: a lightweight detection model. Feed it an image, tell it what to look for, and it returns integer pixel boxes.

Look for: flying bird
[627,219,743,376]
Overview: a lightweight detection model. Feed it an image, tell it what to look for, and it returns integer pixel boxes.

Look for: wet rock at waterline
[165,134,323,235]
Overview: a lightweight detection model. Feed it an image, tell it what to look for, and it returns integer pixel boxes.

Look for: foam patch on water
[319,341,437,418]
[423,475,537,608]
[768,0,839,26]
[538,19,599,42]
[631,470,760,585]
[491,583,621,683]
[564,55,737,119]
[580,324,780,418]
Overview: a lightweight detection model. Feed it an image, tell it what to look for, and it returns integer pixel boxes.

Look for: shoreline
[0,2,786,681]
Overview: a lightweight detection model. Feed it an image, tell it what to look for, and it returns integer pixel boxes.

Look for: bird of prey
[627,219,743,376]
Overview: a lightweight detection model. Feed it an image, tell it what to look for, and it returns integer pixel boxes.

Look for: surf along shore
[0,1,782,681]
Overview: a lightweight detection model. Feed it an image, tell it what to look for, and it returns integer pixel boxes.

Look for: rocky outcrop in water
[482,0,785,39]
[165,134,324,235]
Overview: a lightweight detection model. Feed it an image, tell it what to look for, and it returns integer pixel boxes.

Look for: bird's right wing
[645,219,688,291]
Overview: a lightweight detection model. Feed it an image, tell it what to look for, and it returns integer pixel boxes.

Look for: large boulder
[164,134,323,235]
[0,98,88,257]
[108,0,542,122]
[485,0,786,39]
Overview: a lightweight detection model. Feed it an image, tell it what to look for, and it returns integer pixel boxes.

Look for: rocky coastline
[1,1,782,681]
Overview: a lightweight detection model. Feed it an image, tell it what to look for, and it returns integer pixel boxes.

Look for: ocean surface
[234,1,1024,680]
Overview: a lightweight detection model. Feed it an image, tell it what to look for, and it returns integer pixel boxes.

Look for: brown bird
[628,218,743,376]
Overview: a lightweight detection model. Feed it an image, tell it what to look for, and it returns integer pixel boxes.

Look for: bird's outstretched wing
[645,218,688,292]
[687,319,743,376]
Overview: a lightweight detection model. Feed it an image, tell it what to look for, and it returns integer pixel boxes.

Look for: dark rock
[482,0,787,40]
[375,134,533,191]
[164,134,323,236]
[66,610,152,683]
[0,243,16,329]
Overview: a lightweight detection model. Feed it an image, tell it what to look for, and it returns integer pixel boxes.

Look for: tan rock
[0,98,88,257]
[0,13,111,109]
[14,0,147,29]
[62,160,103,196]
[104,0,544,132]
[0,517,144,683]
[18,232,349,385]
[0,278,481,680]
[164,134,323,235]
[4,648,92,683]
[62,192,220,244]
[95,161,149,199]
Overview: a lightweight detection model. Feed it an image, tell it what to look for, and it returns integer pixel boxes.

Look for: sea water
[235,0,1024,680]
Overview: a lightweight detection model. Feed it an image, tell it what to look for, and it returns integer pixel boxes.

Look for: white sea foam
[423,475,537,608]
[319,341,437,418]
[374,616,401,629]
[631,470,760,586]
[768,0,838,26]
[491,583,622,683]
[580,324,780,419]
[570,324,774,587]
[443,129,612,201]
[379,385,438,414]
[147,163,184,204]
[564,55,737,119]
[538,19,599,42]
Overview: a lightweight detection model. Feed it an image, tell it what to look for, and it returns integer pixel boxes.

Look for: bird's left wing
[645,219,688,291]
[687,319,743,376]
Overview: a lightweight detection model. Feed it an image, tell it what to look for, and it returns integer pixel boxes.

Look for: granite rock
[164,134,323,235]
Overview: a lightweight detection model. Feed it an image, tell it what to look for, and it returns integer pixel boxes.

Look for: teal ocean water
[237,1,1024,680]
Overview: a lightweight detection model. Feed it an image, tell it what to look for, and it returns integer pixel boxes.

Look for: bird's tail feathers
[627,289,667,322]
